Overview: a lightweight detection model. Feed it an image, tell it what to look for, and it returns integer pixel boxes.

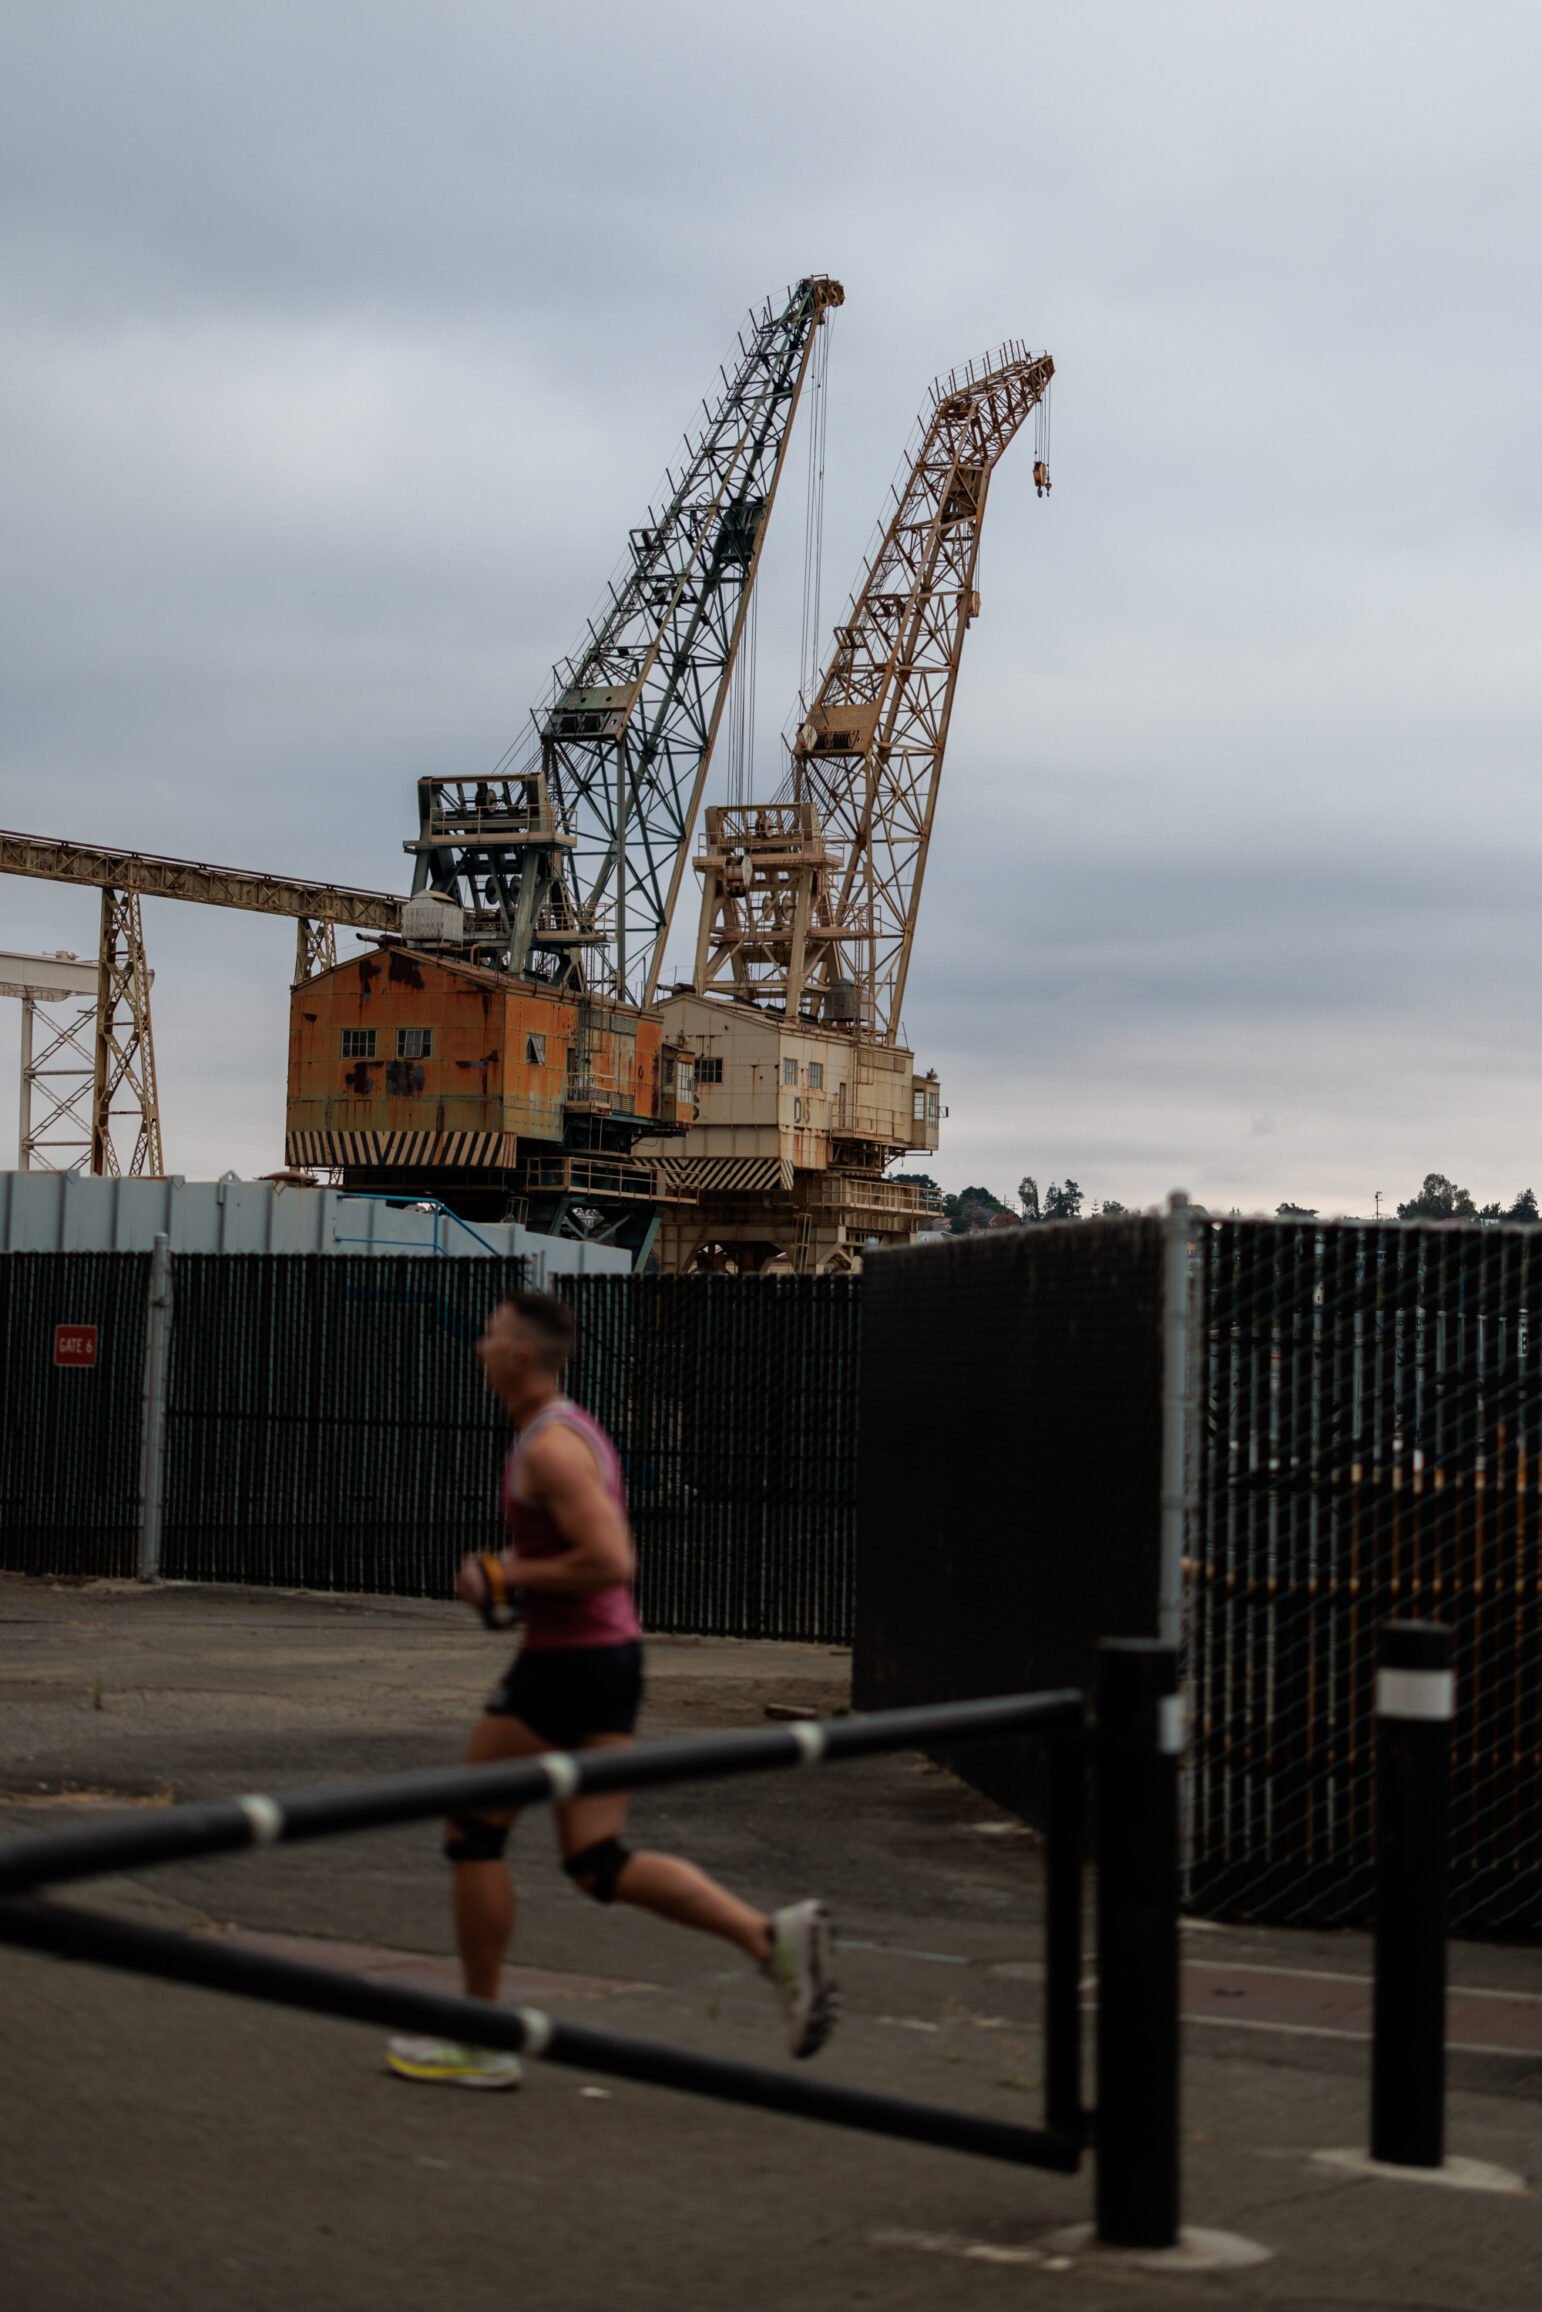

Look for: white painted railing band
[539,1753,581,1803]
[1376,1668,1455,1722]
[236,1794,286,1845]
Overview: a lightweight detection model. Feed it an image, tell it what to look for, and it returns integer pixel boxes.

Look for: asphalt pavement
[1,1574,1540,2312]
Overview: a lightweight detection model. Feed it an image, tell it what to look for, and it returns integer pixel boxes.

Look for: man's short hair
[504,1289,575,1371]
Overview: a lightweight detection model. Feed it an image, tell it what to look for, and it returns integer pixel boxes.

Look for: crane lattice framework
[787,343,1053,1043]
[91,890,164,1178]
[527,275,843,1009]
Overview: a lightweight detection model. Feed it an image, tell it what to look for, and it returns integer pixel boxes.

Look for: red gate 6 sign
[54,1324,99,1368]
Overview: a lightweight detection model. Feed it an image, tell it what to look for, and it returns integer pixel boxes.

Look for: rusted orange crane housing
[286,945,694,1236]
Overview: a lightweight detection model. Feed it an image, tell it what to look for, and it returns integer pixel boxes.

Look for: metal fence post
[137,1231,173,1583]
[1372,1619,1452,2167]
[1095,1639,1181,2249]
[1158,1191,1193,1651]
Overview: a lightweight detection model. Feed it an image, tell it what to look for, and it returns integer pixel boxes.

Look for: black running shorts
[486,1640,644,1748]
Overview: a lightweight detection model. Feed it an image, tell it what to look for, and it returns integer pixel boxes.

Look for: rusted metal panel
[287,950,692,1176]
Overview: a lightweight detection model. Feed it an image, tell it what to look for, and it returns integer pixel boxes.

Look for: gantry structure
[1,299,1051,1270]
[0,829,401,1176]
[0,275,843,1233]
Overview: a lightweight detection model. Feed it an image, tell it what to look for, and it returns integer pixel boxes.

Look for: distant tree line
[892,1174,1129,1234]
[1273,1177,1539,1223]
[895,1169,1542,1236]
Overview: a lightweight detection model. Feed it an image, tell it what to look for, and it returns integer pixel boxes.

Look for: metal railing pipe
[0,1689,1084,1898]
[0,1897,1080,2172]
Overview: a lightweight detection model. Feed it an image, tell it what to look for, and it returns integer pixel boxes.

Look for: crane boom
[536,275,843,1008]
[0,828,401,932]
[790,343,1052,1043]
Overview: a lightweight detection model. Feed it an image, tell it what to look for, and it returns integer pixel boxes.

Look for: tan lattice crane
[644,342,1054,1273]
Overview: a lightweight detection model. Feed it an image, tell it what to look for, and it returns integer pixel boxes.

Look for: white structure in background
[0,1170,631,1278]
[0,948,99,1173]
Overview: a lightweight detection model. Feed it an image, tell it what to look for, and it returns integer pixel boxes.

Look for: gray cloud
[2,0,1540,1213]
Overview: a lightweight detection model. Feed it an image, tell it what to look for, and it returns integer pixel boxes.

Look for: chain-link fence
[1,1254,859,1639]
[1186,1216,1542,1932]
[162,1257,527,1593]
[165,1261,858,1631]
[17,1220,1542,1928]
[564,1273,859,1641]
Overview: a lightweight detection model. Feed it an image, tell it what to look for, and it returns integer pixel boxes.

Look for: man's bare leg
[558,1737,773,1958]
[556,1740,835,2056]
[612,1851,773,1957]
[384,1711,540,2086]
[449,1711,548,2001]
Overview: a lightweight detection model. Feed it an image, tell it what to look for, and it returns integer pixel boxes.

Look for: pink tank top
[501,1397,642,1651]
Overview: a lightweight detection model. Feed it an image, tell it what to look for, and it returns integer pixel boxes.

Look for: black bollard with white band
[1371,1619,1453,2168]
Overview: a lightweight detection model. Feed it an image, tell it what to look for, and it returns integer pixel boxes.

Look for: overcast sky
[2,1,1539,1218]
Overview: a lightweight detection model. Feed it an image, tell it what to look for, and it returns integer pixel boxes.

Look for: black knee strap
[444,1813,510,1865]
[562,1836,631,1904]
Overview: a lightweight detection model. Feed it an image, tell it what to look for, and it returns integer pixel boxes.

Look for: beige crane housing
[644,987,940,1272]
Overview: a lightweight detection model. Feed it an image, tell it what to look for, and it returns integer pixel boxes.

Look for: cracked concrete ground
[1,1573,1540,2312]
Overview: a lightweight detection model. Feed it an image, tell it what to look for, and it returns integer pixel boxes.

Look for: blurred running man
[387,1289,836,2089]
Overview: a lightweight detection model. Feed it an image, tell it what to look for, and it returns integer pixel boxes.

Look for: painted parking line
[197,1924,650,2005]
[1181,1961,1542,2059]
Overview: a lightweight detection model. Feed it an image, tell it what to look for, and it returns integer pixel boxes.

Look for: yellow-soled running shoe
[385,2035,522,2089]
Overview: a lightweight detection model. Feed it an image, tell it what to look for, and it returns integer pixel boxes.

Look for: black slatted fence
[0,1253,151,1579]
[0,1254,859,1640]
[162,1258,526,1593]
[854,1223,1166,1817]
[17,1217,1542,1931]
[565,1274,859,1641]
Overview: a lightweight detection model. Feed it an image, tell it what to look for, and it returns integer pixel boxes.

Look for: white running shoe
[766,1900,837,2059]
[385,2035,522,2089]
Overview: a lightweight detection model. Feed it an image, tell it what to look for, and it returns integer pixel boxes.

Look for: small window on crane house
[926,1090,940,1126]
[808,1062,824,1090]
[783,1058,798,1087]
[341,1029,376,1060]
[696,1056,723,1085]
[913,1089,927,1123]
[526,1033,546,1066]
[396,1027,432,1060]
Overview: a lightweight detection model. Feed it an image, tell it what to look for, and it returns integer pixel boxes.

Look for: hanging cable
[798,313,833,708]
